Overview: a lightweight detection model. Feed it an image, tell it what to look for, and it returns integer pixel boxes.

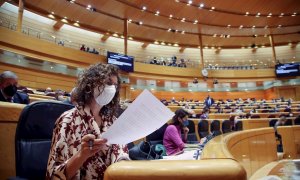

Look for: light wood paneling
[277,126,300,159]
[0,102,25,180]
[202,128,277,179]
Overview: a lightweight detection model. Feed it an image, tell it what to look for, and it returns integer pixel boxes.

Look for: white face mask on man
[94,85,116,106]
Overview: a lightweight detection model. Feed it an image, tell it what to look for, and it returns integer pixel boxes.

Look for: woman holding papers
[163,108,190,155]
[46,63,129,180]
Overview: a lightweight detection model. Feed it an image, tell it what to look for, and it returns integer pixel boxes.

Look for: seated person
[0,71,29,104]
[200,108,209,119]
[163,108,189,155]
[46,63,129,179]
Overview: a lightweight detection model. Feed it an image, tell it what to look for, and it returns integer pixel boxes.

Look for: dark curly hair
[74,63,120,121]
[170,108,189,127]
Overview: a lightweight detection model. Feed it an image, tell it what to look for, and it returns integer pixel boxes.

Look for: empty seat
[15,101,74,179]
[284,119,292,126]
[146,123,168,145]
[197,120,209,139]
[222,120,232,134]
[234,121,243,131]
[295,117,300,125]
[269,119,278,127]
[182,120,198,143]
[210,120,222,136]
[268,114,276,118]
[251,115,260,118]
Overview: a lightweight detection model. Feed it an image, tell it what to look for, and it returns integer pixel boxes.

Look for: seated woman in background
[46,63,129,179]
[163,108,189,155]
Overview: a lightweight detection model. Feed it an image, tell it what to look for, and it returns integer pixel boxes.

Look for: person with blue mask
[163,108,190,155]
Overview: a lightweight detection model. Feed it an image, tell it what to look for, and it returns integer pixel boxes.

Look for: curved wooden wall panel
[201,128,277,178]
[277,126,300,159]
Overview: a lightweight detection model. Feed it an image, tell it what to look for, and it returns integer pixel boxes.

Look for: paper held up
[102,89,174,145]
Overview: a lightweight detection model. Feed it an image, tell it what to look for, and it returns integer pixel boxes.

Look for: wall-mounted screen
[275,63,300,77]
[107,52,134,72]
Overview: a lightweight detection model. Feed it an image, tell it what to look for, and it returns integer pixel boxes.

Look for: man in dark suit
[204,95,214,108]
[0,71,29,104]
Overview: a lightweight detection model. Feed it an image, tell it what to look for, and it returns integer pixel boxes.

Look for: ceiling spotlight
[181,18,185,22]
[169,14,173,18]
[139,21,143,25]
[188,0,192,5]
[245,12,249,16]
[252,25,255,29]
[199,3,204,8]
[193,20,198,24]
[142,6,146,11]
[155,11,160,15]
[168,28,172,32]
[227,24,231,28]
[87,5,91,8]
[253,34,258,38]
[277,25,282,28]
[211,7,215,9]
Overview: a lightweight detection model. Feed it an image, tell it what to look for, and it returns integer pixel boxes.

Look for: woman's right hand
[80,134,108,160]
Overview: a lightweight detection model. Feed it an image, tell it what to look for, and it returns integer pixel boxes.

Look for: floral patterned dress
[46,105,129,180]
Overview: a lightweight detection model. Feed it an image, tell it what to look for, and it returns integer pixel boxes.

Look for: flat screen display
[275,63,300,77]
[107,52,134,72]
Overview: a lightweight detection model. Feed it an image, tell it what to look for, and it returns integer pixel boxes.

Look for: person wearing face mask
[0,71,29,104]
[46,63,129,180]
[163,108,190,155]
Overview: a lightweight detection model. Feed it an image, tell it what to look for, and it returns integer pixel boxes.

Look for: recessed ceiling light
[155,11,160,15]
[139,21,143,25]
[188,0,192,5]
[87,5,91,8]
[169,14,173,18]
[193,20,198,24]
[142,6,146,11]
[199,3,204,8]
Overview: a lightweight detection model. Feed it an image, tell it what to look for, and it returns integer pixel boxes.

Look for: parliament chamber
[0,0,300,179]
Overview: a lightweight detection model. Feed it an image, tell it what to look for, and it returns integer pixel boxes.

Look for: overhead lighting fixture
[277,25,282,28]
[199,3,204,8]
[256,12,260,17]
[76,20,79,23]
[168,28,171,32]
[239,25,243,29]
[267,13,272,17]
[209,7,215,11]
[279,13,284,17]
[227,24,231,28]
[169,14,173,19]
[252,25,255,29]
[181,31,185,34]
[139,21,143,25]
[155,11,160,16]
[128,19,132,23]
[142,6,147,11]
[188,0,192,5]
[245,12,249,16]
[181,18,185,22]
[193,20,198,24]
[292,12,297,17]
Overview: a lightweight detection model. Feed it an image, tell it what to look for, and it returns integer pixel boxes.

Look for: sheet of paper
[161,150,198,160]
[102,89,174,145]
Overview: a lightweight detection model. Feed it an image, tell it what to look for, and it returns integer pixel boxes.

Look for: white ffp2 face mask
[94,85,116,106]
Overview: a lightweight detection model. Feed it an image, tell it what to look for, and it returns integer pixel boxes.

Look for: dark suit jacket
[0,91,29,104]
[204,97,214,108]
